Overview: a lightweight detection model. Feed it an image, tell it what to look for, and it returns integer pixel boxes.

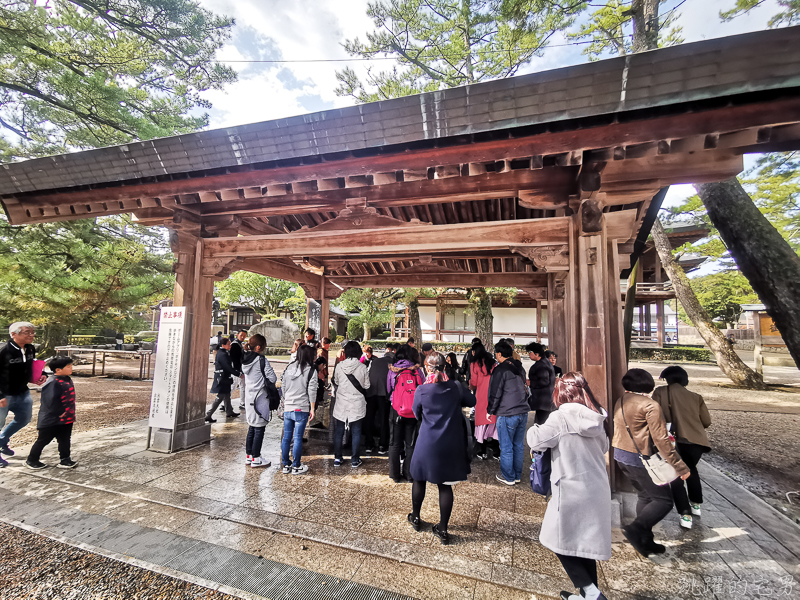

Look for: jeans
[556,553,598,589]
[246,426,265,459]
[671,442,706,515]
[496,413,527,482]
[364,395,389,450]
[282,411,309,468]
[207,392,234,417]
[618,461,674,543]
[333,417,362,465]
[0,391,33,447]
[389,409,416,480]
[28,424,73,463]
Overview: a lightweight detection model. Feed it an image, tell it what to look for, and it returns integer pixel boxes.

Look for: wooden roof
[2,26,800,290]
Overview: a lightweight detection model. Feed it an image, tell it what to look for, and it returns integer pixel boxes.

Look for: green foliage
[215,272,304,321]
[629,346,715,362]
[679,271,759,327]
[664,153,800,260]
[567,0,683,60]
[337,288,402,340]
[720,0,800,26]
[0,0,235,158]
[335,0,583,102]
[0,215,174,350]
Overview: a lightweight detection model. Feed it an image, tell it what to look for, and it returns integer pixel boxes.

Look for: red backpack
[392,368,422,419]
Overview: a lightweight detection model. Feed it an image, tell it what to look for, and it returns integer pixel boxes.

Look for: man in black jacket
[0,322,46,466]
[230,329,247,410]
[205,338,240,422]
[526,342,556,425]
[487,342,529,486]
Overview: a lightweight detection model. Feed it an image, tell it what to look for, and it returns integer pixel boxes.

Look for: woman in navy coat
[407,353,476,545]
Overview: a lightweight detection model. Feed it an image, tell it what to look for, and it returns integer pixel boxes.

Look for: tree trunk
[652,219,767,389]
[696,178,800,368]
[363,321,371,342]
[623,260,638,361]
[470,288,493,345]
[408,298,422,343]
[630,0,659,53]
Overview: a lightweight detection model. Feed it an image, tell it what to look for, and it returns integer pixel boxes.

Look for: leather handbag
[620,395,679,486]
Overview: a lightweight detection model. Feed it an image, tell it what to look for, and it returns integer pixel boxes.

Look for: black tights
[411,480,454,531]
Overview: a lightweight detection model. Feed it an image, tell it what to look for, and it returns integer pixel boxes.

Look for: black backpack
[258,355,281,413]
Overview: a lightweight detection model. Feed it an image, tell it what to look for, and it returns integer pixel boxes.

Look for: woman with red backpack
[386,344,424,483]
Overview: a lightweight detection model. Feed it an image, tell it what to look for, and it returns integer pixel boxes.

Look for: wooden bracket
[510,245,569,272]
[298,197,430,232]
[299,282,322,300]
[519,287,547,300]
[580,197,605,235]
[202,257,240,281]
[292,257,325,276]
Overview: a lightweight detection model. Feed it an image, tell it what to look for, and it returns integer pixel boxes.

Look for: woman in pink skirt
[469,342,500,460]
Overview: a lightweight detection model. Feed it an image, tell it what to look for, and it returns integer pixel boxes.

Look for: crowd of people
[1,322,714,600]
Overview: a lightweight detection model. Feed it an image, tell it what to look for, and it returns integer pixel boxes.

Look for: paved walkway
[1,415,798,599]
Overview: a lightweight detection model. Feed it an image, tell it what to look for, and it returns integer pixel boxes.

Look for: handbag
[529,448,552,495]
[620,395,679,486]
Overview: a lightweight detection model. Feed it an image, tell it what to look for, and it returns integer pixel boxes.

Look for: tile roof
[1,26,798,196]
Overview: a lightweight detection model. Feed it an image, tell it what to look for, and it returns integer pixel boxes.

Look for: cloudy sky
[195,0,782,213]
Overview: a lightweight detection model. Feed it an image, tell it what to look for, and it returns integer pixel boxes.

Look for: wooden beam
[235,258,323,288]
[325,273,547,294]
[204,217,571,259]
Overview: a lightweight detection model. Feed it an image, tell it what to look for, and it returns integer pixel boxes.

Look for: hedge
[629,346,714,362]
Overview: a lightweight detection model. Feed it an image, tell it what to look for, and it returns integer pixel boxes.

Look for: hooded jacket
[332,358,370,423]
[37,374,76,428]
[241,351,277,427]
[487,359,529,417]
[527,403,612,560]
[386,359,424,398]
[281,360,318,413]
[528,357,556,412]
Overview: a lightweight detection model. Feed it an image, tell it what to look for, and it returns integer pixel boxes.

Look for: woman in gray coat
[526,373,611,600]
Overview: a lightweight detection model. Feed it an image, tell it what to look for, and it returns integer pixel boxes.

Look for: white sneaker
[292,464,309,475]
[495,474,515,486]
[245,454,252,465]
[251,457,270,468]
[690,503,702,516]
[680,515,693,529]
[281,465,292,474]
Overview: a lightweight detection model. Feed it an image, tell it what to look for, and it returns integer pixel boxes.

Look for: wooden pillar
[656,300,665,347]
[153,231,213,452]
[644,304,652,339]
[546,276,566,361]
[320,279,330,341]
[435,300,441,341]
[535,300,542,343]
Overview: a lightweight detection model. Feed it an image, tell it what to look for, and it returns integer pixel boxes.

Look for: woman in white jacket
[526,373,611,600]
[241,334,277,468]
[280,344,318,475]
[331,340,370,468]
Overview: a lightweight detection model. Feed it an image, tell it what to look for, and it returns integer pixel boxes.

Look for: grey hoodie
[526,403,611,560]
[241,351,277,427]
[332,358,370,423]
[281,360,318,413]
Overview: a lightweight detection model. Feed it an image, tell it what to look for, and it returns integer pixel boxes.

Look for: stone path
[0,415,798,599]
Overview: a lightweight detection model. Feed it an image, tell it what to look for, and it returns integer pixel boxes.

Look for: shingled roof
[1,25,799,198]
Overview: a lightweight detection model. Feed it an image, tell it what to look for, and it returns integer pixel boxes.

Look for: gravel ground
[0,522,240,600]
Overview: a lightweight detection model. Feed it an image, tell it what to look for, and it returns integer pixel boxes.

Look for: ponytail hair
[424,352,448,383]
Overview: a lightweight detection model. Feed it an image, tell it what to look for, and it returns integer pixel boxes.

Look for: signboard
[148,306,187,430]
[759,313,785,346]
[307,298,321,336]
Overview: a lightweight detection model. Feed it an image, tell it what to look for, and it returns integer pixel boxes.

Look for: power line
[217,36,633,64]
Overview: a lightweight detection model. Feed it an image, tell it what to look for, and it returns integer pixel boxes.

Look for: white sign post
[148,307,187,445]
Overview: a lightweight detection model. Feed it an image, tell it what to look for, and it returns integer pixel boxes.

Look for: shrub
[629,346,714,362]
[347,319,363,341]
[328,326,338,342]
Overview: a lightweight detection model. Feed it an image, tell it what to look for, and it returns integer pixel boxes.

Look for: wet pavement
[0,408,798,600]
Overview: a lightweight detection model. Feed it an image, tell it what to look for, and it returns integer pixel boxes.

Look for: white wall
[419,306,437,341]
[491,308,538,343]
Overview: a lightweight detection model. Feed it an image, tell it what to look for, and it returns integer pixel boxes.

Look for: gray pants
[207,393,233,417]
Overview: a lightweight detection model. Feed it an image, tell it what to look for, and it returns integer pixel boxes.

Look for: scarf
[424,370,449,384]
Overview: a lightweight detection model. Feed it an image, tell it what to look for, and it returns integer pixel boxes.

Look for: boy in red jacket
[25,356,77,470]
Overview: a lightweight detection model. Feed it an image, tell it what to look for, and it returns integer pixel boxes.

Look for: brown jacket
[653,384,711,448]
[612,392,689,477]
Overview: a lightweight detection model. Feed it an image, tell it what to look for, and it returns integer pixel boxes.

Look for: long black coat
[408,381,476,484]
[528,358,556,412]
[211,349,240,395]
